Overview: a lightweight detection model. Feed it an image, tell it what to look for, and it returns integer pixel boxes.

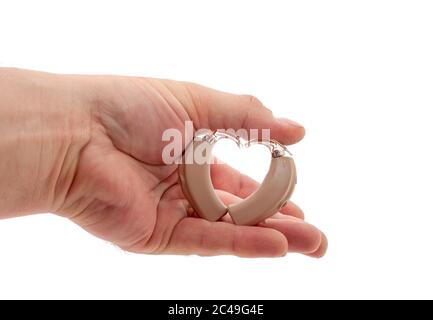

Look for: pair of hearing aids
[179,131,297,226]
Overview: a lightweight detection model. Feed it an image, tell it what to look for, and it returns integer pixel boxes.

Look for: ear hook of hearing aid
[246,138,293,158]
[199,130,242,147]
[202,130,294,158]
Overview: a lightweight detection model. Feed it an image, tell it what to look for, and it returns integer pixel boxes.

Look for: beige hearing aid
[178,131,297,226]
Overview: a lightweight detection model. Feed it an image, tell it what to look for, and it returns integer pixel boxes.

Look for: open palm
[58,76,327,258]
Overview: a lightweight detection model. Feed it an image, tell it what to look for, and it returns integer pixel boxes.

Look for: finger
[168,81,306,145]
[216,190,325,257]
[211,160,304,219]
[306,232,328,258]
[163,217,288,258]
[259,218,324,255]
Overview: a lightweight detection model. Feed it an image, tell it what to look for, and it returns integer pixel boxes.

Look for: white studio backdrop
[0,0,432,299]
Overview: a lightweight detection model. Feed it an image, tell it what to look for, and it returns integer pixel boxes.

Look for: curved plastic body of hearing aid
[178,133,297,226]
[228,156,296,226]
[178,139,227,222]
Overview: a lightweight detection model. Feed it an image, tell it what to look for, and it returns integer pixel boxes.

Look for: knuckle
[240,94,264,108]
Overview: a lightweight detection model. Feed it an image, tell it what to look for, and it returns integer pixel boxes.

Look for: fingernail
[277,117,304,129]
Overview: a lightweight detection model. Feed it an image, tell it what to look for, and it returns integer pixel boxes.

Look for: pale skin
[0,68,327,258]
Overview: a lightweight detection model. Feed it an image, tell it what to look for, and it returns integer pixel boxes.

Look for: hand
[0,68,327,258]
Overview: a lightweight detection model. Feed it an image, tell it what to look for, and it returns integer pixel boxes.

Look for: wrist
[0,68,93,218]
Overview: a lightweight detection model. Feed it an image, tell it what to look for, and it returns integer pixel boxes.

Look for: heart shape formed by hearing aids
[178,131,297,226]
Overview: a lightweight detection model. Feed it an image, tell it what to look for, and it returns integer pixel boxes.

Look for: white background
[1,0,432,299]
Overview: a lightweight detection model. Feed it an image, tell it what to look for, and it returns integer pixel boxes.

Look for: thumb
[179,82,305,145]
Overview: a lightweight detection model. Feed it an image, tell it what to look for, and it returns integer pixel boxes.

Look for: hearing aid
[178,131,297,226]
